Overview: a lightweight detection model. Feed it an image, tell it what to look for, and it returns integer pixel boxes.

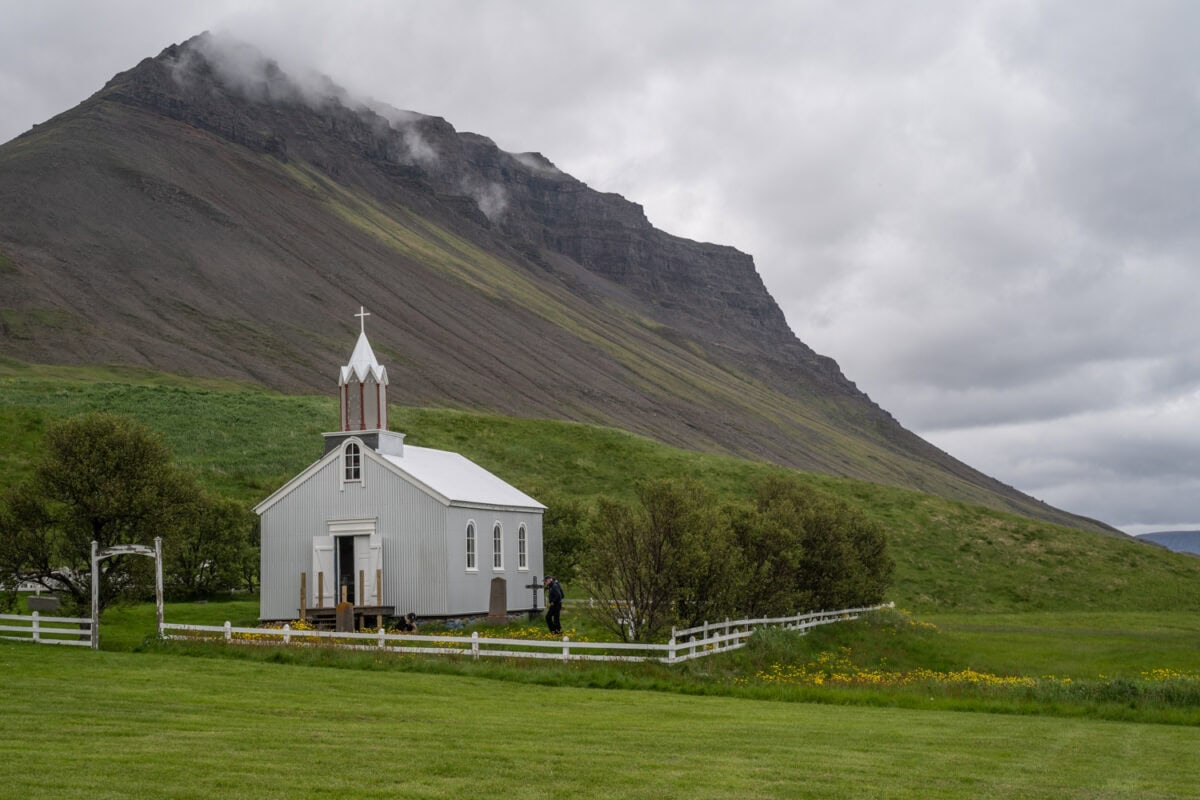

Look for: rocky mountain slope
[0,33,1113,534]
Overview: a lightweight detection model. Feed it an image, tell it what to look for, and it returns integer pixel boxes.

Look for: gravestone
[487,577,508,625]
[335,601,355,633]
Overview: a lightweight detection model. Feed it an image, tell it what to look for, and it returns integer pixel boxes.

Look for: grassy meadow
[3,362,1199,797]
[3,619,1200,799]
[84,598,1199,725]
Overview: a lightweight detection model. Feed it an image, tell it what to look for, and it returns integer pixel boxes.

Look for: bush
[582,475,895,640]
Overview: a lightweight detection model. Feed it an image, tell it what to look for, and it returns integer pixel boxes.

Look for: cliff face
[0,33,1114,534]
[104,35,818,365]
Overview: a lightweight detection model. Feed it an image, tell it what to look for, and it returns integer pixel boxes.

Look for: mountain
[0,33,1113,535]
[1137,531,1200,556]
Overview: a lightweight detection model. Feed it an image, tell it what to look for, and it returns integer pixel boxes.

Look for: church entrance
[336,535,357,605]
[313,520,383,611]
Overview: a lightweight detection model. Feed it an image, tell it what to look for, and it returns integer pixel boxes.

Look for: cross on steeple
[355,306,370,334]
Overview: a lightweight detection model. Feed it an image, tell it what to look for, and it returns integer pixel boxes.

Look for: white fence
[0,612,93,647]
[161,602,893,664]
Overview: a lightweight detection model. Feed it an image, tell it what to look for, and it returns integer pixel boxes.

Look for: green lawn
[1,642,1196,800]
[927,611,1200,677]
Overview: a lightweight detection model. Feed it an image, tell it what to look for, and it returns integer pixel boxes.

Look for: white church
[255,309,546,624]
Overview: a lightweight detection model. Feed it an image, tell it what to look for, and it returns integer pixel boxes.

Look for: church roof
[380,446,546,510]
[339,331,388,385]
[253,439,545,515]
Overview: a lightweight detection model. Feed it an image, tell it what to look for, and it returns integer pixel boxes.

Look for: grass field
[6,596,1199,797]
[2,642,1198,800]
[47,597,1200,728]
[3,365,1199,795]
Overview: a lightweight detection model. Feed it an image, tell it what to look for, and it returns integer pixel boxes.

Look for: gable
[254,438,544,515]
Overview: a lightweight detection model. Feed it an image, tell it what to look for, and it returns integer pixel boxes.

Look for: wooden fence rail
[161,602,894,664]
[0,612,93,647]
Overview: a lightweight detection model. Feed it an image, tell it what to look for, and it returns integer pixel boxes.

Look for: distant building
[254,309,545,623]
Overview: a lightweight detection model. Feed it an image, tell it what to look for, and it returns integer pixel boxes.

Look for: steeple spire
[338,307,389,432]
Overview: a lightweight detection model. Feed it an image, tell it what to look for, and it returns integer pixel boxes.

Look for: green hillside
[2,361,1198,613]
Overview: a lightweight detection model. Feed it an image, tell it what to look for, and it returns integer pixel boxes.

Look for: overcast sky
[3,1,1198,534]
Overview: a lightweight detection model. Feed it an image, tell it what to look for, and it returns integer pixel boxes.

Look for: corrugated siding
[444,507,545,616]
[260,449,449,620]
[259,443,545,621]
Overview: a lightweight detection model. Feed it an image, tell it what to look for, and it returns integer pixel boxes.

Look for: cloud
[929,389,1200,529]
[511,152,561,175]
[369,103,439,165]
[460,179,508,223]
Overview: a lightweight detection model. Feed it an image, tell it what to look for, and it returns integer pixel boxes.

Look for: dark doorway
[336,536,356,605]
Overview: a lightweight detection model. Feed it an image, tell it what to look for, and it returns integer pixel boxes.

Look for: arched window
[465,522,477,571]
[492,523,503,570]
[518,524,528,570]
[344,442,361,482]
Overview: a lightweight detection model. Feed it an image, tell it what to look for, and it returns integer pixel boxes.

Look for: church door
[324,519,380,607]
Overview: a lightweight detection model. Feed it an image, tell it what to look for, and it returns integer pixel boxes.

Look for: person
[544,575,564,635]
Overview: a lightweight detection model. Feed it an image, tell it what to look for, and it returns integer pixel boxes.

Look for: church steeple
[338,307,389,432]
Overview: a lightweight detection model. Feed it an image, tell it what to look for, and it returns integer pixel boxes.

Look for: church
[255,309,546,624]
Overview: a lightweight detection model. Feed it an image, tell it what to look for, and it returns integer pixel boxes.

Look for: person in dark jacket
[544,576,564,635]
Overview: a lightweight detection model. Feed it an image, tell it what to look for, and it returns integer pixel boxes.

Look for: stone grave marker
[487,577,508,625]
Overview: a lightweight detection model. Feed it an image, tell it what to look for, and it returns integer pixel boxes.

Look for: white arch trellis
[90,537,163,650]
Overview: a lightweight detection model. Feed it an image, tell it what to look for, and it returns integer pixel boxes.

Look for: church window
[518,524,528,570]
[465,522,477,571]
[344,442,361,482]
[493,523,503,570]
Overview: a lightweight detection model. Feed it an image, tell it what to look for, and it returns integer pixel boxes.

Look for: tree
[583,479,728,641]
[167,493,256,600]
[728,497,808,618]
[238,512,261,594]
[0,413,203,614]
[540,492,589,585]
[579,475,895,642]
[672,501,747,629]
[751,476,894,611]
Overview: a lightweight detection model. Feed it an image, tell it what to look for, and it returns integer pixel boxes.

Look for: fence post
[562,635,570,664]
[90,540,99,650]
[32,611,39,643]
[283,623,291,645]
[224,621,231,641]
[471,631,479,660]
[154,536,164,639]
[378,627,385,649]
[668,636,676,665]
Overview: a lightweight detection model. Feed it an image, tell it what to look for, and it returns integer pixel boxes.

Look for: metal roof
[380,446,545,510]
